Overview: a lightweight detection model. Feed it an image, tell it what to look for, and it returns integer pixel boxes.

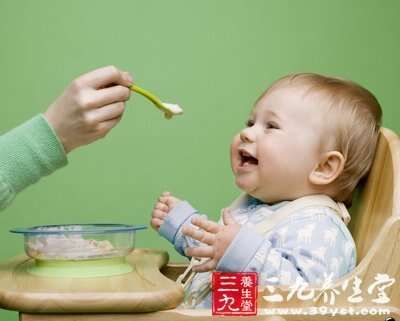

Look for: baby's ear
[309,151,345,186]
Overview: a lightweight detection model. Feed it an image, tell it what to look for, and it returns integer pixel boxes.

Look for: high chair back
[348,127,400,263]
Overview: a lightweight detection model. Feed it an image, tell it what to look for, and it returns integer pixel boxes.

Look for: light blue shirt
[159,196,356,308]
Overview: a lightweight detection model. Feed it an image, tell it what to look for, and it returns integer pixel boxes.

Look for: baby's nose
[240,127,255,143]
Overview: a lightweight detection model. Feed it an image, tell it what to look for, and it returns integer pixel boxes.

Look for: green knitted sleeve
[0,114,68,210]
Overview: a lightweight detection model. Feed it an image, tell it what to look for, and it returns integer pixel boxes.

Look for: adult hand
[44,65,133,153]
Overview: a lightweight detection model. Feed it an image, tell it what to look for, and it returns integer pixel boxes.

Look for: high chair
[1,127,398,321]
[155,126,400,321]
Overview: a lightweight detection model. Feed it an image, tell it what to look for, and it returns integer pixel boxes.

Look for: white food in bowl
[26,234,120,260]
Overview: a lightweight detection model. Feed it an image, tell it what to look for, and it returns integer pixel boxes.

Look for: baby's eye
[246,119,255,127]
[265,121,280,130]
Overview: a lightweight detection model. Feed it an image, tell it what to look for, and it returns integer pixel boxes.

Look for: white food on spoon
[162,102,183,115]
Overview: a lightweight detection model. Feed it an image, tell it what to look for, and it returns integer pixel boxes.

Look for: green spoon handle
[129,84,167,113]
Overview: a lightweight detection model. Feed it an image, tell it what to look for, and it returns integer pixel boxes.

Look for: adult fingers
[182,225,215,245]
[78,66,133,89]
[122,70,134,84]
[89,102,125,123]
[94,85,131,107]
[95,114,123,137]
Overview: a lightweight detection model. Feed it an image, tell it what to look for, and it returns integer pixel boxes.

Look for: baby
[151,73,382,308]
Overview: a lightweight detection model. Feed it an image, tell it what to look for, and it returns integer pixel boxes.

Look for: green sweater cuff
[0,114,68,195]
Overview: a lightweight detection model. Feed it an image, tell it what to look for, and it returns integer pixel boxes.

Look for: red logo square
[212,272,258,316]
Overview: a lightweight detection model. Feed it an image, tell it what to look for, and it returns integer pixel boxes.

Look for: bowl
[10,224,147,278]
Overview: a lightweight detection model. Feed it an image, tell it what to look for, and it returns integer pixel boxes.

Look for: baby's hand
[150,192,181,230]
[44,65,133,153]
[182,208,240,272]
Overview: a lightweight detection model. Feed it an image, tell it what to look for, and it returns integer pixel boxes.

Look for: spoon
[129,84,183,119]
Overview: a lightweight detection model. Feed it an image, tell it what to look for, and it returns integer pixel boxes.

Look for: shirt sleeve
[0,114,68,210]
[216,212,356,287]
[158,200,208,257]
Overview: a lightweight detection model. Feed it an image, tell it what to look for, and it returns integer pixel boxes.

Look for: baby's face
[230,84,327,203]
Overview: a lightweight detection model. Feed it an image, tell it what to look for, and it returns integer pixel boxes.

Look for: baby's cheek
[230,146,239,170]
[231,134,242,150]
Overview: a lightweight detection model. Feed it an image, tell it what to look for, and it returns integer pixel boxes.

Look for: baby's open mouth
[239,150,258,166]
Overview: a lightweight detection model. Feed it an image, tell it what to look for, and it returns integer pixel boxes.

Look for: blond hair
[259,73,382,205]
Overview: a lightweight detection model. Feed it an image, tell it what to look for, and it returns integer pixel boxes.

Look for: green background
[0,0,399,319]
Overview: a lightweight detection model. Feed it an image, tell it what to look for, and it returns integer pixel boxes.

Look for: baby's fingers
[152,209,167,220]
[158,195,170,204]
[182,225,215,245]
[191,216,220,234]
[151,218,164,230]
[192,258,218,272]
[222,208,237,226]
[185,246,214,259]
[155,202,168,212]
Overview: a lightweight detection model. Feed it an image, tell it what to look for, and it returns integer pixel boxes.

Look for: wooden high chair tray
[0,248,184,313]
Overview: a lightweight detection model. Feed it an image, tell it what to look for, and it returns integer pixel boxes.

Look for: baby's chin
[234,178,271,202]
[234,177,258,195]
